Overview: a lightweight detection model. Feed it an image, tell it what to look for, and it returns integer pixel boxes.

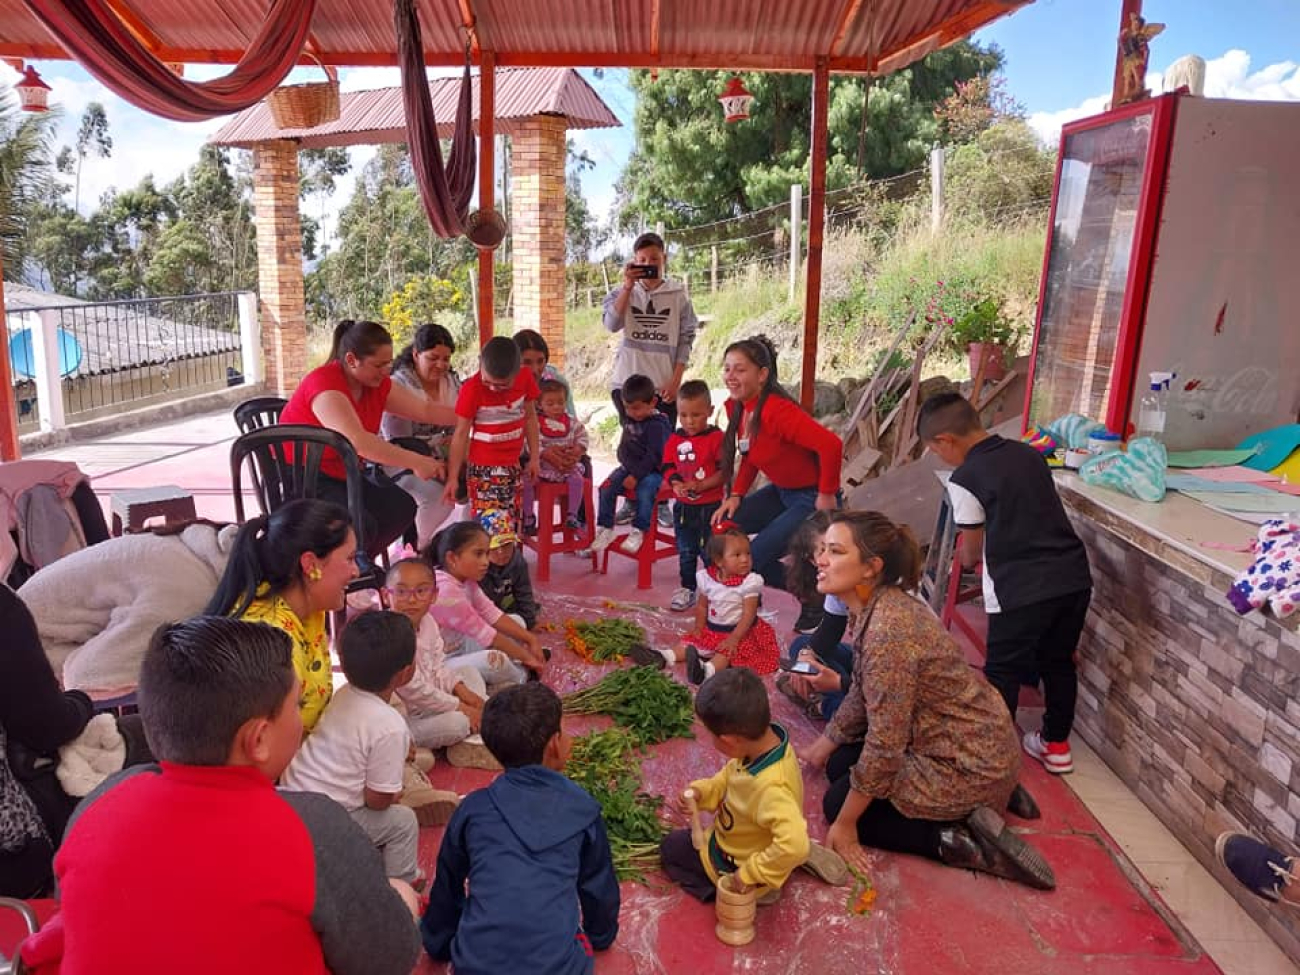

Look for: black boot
[938,815,1056,891]
[967,806,1056,891]
[793,602,825,634]
[1007,783,1042,820]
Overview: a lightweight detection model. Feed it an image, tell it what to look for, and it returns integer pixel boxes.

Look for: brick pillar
[510,116,568,366]
[252,140,308,394]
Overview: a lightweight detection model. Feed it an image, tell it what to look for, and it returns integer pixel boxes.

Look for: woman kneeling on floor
[802,511,1056,890]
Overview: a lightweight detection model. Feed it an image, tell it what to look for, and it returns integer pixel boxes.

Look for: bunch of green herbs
[566,727,668,881]
[562,666,695,745]
[565,617,647,663]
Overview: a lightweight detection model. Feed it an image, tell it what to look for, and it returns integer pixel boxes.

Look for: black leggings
[314,473,417,559]
[822,742,948,861]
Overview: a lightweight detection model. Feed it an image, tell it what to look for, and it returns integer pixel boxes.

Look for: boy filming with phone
[602,231,699,428]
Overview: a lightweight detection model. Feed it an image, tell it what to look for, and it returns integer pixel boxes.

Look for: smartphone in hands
[779,658,818,676]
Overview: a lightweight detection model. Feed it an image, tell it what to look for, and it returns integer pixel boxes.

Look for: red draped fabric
[394,0,476,237]
[22,0,316,123]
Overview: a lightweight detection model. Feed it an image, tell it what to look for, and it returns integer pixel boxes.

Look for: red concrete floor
[27,413,1222,974]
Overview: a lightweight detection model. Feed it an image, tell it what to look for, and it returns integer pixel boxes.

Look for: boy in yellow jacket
[660,668,815,901]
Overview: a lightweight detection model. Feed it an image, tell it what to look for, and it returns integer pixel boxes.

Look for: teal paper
[1180,491,1300,513]
[1237,425,1300,472]
[1166,448,1260,469]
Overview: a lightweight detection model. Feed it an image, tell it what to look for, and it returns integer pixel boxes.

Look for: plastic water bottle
[1136,371,1172,441]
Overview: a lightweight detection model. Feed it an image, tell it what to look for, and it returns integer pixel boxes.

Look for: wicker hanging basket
[265,65,340,129]
[464,209,508,251]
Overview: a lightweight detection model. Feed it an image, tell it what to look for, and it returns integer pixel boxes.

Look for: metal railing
[9,291,260,434]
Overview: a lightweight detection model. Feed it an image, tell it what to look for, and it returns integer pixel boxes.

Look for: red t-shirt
[279,361,392,479]
[662,426,725,504]
[455,369,540,466]
[731,394,843,496]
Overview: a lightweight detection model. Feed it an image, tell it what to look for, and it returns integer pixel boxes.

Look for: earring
[307,566,323,582]
[855,579,876,602]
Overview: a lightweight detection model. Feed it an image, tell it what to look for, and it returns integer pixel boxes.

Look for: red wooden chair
[600,485,677,589]
[941,531,987,658]
[521,476,597,582]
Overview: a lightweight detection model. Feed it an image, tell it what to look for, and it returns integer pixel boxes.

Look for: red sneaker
[1023,731,1073,774]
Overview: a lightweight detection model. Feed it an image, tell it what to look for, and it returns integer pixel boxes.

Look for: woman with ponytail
[801,511,1054,891]
[205,499,358,733]
[711,335,843,630]
[279,319,457,557]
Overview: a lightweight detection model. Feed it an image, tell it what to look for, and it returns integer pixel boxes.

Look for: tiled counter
[1058,474,1300,964]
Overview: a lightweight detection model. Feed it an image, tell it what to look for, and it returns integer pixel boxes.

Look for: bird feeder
[718,76,754,123]
[15,66,51,112]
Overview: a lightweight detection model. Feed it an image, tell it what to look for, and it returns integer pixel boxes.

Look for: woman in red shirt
[711,335,843,630]
[279,320,455,557]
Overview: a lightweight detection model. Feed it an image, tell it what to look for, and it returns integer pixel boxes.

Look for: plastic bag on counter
[1079,437,1167,502]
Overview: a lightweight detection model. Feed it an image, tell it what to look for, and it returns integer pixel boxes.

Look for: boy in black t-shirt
[918,393,1092,775]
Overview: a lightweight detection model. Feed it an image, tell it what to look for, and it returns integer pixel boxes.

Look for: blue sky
[4,1,1298,246]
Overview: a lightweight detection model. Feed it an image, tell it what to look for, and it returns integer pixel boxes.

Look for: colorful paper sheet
[1178,465,1279,483]
[1166,448,1261,469]
[1180,491,1300,514]
[1164,474,1275,494]
[1265,481,1300,497]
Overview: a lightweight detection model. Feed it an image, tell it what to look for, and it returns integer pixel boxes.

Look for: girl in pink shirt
[425,522,545,684]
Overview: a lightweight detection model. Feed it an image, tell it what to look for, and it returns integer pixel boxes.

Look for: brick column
[252,140,307,394]
[510,116,568,366]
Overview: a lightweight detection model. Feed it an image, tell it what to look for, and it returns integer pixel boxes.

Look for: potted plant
[950,296,1019,382]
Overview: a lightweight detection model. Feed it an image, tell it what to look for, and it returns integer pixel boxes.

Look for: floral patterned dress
[824,586,1019,820]
[240,594,332,733]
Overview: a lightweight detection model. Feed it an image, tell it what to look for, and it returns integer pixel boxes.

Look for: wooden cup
[714,872,756,946]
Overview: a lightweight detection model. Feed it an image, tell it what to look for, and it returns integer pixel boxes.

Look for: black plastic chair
[233,396,288,435]
[229,425,382,605]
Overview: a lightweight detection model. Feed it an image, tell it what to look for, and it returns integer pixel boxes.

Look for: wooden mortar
[714,872,756,946]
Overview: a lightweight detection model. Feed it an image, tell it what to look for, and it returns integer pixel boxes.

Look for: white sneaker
[590,526,617,552]
[622,528,645,554]
[1023,730,1074,774]
[670,587,697,611]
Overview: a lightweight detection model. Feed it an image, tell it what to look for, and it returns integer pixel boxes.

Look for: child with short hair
[444,335,541,521]
[918,391,1093,775]
[18,616,420,974]
[386,557,488,749]
[479,508,541,631]
[659,668,815,902]
[591,373,672,556]
[663,379,726,611]
[426,521,545,682]
[422,683,620,974]
[521,378,590,535]
[658,528,781,683]
[282,610,452,883]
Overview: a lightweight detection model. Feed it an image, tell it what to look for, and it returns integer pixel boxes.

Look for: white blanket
[18,523,239,694]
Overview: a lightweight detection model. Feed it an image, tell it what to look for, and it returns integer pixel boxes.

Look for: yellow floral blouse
[240,594,332,733]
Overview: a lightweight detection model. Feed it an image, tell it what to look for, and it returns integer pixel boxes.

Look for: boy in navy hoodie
[421,683,620,975]
[591,373,672,556]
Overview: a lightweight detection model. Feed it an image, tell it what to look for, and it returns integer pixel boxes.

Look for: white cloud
[1028,49,1300,146]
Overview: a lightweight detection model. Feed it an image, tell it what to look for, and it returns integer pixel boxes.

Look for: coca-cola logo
[1179,367,1279,416]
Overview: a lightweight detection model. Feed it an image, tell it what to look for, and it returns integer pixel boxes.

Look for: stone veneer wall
[1062,484,1300,963]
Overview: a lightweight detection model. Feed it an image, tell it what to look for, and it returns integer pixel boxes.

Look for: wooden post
[800,57,830,413]
[710,245,719,293]
[0,247,20,459]
[1112,0,1143,109]
[789,182,802,302]
[930,144,945,233]
[477,51,496,347]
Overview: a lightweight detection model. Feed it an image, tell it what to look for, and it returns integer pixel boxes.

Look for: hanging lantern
[15,66,51,112]
[718,76,754,123]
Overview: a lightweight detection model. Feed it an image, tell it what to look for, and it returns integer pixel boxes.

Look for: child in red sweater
[20,617,420,975]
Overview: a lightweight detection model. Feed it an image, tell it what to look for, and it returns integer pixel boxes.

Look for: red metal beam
[0,248,20,460]
[103,0,164,52]
[649,0,661,61]
[477,50,495,348]
[801,56,829,413]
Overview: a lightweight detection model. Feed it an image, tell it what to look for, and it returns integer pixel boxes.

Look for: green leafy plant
[562,666,695,745]
[948,295,1019,348]
[566,727,668,881]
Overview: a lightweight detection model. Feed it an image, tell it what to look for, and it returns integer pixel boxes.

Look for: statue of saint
[1118,12,1166,105]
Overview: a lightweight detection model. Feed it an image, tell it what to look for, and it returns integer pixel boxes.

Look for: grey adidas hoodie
[602,277,698,390]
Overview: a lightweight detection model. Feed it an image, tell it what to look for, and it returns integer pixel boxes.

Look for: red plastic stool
[600,485,677,589]
[941,531,987,659]
[521,477,597,582]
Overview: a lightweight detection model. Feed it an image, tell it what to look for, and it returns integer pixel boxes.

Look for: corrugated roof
[0,0,1035,75]
[209,66,619,149]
